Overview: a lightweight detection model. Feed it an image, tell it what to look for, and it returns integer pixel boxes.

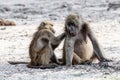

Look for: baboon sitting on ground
[62,14,111,66]
[9,21,65,69]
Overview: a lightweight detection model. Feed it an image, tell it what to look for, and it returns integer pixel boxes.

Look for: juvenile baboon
[62,14,111,66]
[9,21,65,69]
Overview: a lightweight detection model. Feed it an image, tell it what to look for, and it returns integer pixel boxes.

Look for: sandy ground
[0,0,120,80]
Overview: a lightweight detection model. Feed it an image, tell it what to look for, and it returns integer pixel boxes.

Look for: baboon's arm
[87,28,105,61]
[51,32,66,50]
[64,36,75,66]
[89,31,112,62]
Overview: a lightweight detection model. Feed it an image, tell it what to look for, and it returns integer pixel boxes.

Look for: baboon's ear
[38,22,46,30]
[81,22,89,43]
[40,22,46,26]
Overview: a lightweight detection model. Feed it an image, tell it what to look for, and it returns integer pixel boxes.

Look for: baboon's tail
[27,63,58,69]
[8,61,29,65]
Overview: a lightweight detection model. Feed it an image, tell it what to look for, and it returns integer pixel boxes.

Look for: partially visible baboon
[62,14,111,66]
[0,19,4,26]
[9,21,65,69]
[0,19,16,26]
[4,20,16,26]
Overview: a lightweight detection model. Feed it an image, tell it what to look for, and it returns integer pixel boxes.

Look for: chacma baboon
[9,21,65,69]
[4,20,16,26]
[0,19,16,26]
[62,14,111,66]
[0,19,4,26]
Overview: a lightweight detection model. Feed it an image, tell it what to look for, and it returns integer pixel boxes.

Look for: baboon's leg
[72,53,82,65]
[91,56,99,63]
[37,46,51,65]
[37,54,50,65]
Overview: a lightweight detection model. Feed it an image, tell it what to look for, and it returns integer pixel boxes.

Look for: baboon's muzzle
[67,25,76,36]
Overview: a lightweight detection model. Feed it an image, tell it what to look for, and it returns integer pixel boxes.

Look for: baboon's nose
[70,32,76,36]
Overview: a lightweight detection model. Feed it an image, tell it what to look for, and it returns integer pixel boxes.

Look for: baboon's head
[38,21,55,33]
[65,14,82,36]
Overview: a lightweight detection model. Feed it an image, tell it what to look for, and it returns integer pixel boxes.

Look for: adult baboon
[9,21,65,69]
[62,14,111,66]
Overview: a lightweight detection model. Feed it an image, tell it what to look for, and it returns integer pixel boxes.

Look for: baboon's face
[38,21,55,33]
[65,14,81,37]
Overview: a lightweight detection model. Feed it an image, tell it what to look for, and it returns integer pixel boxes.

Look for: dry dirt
[0,0,120,80]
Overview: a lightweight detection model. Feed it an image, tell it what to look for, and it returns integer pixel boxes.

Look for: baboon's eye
[68,22,75,26]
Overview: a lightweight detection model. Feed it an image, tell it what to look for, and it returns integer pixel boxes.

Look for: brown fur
[0,19,4,26]
[38,21,55,33]
[9,21,65,69]
[4,20,16,26]
[0,19,16,26]
[62,14,111,66]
